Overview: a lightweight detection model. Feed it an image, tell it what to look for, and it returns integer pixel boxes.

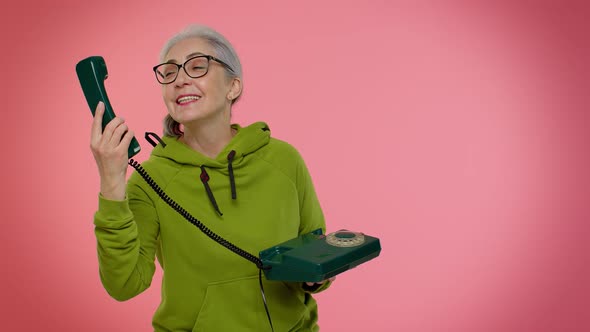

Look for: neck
[180,119,235,159]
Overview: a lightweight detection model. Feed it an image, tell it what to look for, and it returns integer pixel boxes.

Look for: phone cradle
[260,229,381,282]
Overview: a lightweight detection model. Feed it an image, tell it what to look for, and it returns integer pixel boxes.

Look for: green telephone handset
[76,56,141,159]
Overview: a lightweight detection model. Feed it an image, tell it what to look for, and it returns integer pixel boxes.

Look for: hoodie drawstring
[144,132,167,148]
[227,150,237,200]
[200,165,223,216]
[199,150,237,216]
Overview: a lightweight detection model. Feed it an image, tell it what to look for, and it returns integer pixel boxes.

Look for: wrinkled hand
[90,101,134,201]
[305,276,336,287]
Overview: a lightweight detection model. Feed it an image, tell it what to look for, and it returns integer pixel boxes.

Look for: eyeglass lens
[155,57,209,84]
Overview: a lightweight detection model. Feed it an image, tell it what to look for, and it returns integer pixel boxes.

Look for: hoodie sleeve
[295,152,333,294]
[93,181,160,301]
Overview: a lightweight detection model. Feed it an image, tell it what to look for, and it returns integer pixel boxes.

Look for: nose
[174,67,191,86]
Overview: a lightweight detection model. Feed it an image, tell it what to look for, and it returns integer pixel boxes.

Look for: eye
[157,64,178,78]
[164,71,177,78]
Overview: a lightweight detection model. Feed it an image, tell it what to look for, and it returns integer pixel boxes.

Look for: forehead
[164,37,214,62]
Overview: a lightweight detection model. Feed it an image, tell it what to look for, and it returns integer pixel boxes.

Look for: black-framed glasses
[152,55,234,84]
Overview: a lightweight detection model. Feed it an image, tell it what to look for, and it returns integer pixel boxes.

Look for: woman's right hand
[90,101,135,201]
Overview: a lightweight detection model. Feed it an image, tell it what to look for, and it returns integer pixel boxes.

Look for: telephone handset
[76,56,141,159]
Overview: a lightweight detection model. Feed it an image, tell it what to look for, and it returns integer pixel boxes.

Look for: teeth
[177,96,200,104]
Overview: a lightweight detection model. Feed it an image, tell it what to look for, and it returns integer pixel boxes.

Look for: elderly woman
[90,24,332,331]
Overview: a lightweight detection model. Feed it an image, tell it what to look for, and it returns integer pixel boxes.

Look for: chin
[176,111,216,125]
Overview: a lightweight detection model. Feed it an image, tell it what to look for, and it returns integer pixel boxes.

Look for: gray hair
[160,24,243,137]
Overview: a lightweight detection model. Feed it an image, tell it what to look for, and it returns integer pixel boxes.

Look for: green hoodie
[94,122,330,331]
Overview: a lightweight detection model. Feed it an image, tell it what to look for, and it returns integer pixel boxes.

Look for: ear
[227,77,242,102]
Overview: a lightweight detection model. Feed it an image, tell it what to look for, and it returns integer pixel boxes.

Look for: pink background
[2,0,589,331]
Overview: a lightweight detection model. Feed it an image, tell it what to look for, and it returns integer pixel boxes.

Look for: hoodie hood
[152,122,270,168]
[148,121,271,216]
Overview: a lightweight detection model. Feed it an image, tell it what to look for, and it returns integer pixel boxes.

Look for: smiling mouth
[176,95,201,105]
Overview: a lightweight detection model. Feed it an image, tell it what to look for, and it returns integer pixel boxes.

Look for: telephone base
[259,229,381,282]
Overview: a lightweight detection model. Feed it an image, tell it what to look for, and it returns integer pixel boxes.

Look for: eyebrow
[165,52,206,63]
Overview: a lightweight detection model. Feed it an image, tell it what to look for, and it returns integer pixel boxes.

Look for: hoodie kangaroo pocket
[192,275,309,332]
